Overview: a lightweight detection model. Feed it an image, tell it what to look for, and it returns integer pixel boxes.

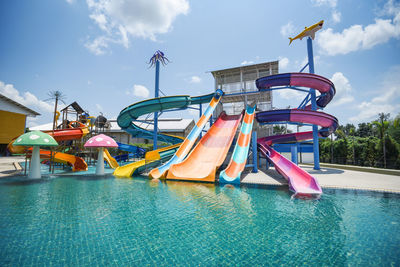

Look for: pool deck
[1,156,400,193]
[242,164,400,193]
[0,156,24,177]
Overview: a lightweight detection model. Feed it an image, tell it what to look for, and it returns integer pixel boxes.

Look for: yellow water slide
[113,143,181,178]
[103,149,119,169]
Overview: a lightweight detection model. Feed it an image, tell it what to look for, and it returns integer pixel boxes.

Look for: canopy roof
[84,134,118,148]
[13,131,58,146]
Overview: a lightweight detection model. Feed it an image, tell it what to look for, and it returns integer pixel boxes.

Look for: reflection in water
[0,175,399,266]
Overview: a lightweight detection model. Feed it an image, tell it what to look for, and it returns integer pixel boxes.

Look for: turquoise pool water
[0,173,399,266]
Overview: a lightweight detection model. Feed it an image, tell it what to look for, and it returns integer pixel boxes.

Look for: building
[211,61,278,137]
[0,94,40,154]
[104,118,195,144]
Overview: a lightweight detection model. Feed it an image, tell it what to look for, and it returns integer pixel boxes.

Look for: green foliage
[273,125,292,135]
[356,122,376,137]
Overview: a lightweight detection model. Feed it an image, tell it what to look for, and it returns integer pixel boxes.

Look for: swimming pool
[0,173,399,266]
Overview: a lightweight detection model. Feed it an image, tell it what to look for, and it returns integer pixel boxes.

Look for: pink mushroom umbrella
[84,134,118,175]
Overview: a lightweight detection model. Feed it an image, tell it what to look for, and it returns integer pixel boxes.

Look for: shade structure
[13,131,58,147]
[14,131,58,179]
[84,134,118,148]
[84,134,118,175]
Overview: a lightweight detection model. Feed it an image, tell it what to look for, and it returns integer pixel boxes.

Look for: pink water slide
[255,73,338,196]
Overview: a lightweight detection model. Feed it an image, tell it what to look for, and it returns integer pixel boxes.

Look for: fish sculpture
[289,20,324,45]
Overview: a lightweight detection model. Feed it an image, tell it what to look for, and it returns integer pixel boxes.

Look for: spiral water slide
[114,91,223,178]
[256,73,338,195]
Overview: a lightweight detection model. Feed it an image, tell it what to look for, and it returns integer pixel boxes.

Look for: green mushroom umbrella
[14,131,58,178]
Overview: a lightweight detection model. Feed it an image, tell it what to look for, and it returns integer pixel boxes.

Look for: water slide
[104,149,119,169]
[256,73,338,195]
[32,150,88,171]
[116,142,146,157]
[219,104,256,184]
[113,143,181,177]
[166,111,242,182]
[8,121,89,154]
[115,90,223,178]
[10,123,89,171]
[149,90,223,179]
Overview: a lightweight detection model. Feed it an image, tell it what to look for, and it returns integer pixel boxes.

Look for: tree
[273,125,292,135]
[356,122,376,137]
[349,127,356,164]
[45,90,66,131]
[373,113,390,168]
[388,114,400,143]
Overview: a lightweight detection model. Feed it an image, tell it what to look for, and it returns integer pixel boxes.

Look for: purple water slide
[255,73,338,196]
[258,143,322,195]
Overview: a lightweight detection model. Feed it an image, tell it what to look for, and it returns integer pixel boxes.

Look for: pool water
[0,174,399,266]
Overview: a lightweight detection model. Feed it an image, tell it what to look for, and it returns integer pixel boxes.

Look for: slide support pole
[307,37,320,170]
[153,60,160,150]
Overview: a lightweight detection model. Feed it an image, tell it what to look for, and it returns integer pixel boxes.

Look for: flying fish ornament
[289,20,324,45]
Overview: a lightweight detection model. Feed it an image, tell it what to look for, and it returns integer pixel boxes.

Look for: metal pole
[291,145,298,165]
[307,37,320,170]
[153,60,160,150]
[252,131,258,173]
[199,103,203,139]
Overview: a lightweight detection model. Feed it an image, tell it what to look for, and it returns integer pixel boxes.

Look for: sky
[0,0,399,129]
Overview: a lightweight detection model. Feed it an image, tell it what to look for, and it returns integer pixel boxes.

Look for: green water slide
[117,93,216,144]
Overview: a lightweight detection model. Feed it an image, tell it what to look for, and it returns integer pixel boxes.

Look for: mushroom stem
[96,147,105,175]
[29,146,41,179]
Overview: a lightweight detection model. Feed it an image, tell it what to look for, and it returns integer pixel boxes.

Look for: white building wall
[0,98,33,115]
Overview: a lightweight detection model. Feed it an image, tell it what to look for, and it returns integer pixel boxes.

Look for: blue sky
[0,0,399,128]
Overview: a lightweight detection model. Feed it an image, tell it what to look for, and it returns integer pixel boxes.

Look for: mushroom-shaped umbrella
[84,134,118,175]
[13,131,58,179]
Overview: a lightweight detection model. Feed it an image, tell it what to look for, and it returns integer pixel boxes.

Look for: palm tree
[45,90,66,131]
[373,113,390,168]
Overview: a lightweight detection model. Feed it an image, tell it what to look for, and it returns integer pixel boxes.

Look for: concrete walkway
[0,156,24,177]
[1,156,400,193]
[242,164,400,193]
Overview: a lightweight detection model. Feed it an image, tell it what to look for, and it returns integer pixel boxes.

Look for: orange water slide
[8,122,89,154]
[34,150,88,171]
[166,112,243,182]
[44,121,89,142]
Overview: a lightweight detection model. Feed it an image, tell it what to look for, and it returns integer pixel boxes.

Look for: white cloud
[85,0,189,54]
[96,103,103,111]
[278,57,289,70]
[350,102,399,123]
[85,36,110,55]
[349,65,400,122]
[0,81,53,114]
[311,0,337,8]
[280,21,295,37]
[0,81,64,127]
[89,13,109,32]
[189,76,201,83]
[332,10,341,23]
[294,56,320,71]
[241,60,254,66]
[277,88,304,101]
[127,84,150,98]
[329,72,354,107]
[317,4,400,55]
[66,0,75,4]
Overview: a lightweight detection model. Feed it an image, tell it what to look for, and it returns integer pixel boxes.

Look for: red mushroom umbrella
[84,134,118,175]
